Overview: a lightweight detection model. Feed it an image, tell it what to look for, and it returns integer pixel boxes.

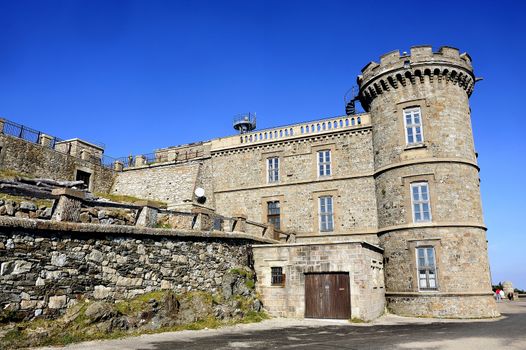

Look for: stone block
[48,295,67,309]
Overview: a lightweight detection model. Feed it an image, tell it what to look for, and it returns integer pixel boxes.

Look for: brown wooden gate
[304,272,350,319]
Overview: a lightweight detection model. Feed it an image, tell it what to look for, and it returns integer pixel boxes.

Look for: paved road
[36,301,526,350]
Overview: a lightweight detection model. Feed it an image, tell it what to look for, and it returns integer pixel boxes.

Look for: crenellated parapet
[357,46,476,111]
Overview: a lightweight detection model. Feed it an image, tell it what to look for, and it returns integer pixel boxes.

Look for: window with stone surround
[267,157,279,183]
[267,201,280,230]
[404,107,424,145]
[318,196,334,232]
[411,182,431,222]
[416,247,437,290]
[317,150,331,177]
[271,266,285,286]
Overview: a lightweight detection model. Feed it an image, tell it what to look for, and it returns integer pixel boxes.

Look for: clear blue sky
[0,1,524,288]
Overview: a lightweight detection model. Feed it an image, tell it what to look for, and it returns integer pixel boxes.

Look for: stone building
[0,45,498,320]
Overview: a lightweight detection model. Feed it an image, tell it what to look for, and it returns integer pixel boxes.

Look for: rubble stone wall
[111,162,200,206]
[0,134,115,193]
[0,227,254,319]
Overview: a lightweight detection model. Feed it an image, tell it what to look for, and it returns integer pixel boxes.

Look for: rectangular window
[267,201,280,230]
[271,266,285,286]
[416,247,438,290]
[319,196,334,232]
[404,107,424,145]
[267,157,279,183]
[411,182,431,222]
[75,170,91,189]
[317,150,331,177]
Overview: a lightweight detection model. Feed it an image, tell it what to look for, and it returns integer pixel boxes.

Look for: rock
[6,239,14,249]
[0,261,14,275]
[79,212,90,223]
[29,211,38,218]
[40,207,53,218]
[85,302,116,323]
[12,260,32,274]
[160,280,172,290]
[51,252,67,267]
[35,277,45,286]
[0,199,4,205]
[48,295,67,309]
[34,309,43,317]
[91,218,100,224]
[15,211,29,219]
[19,201,37,211]
[0,205,6,215]
[20,300,37,309]
[20,292,30,300]
[253,299,262,312]
[98,210,108,220]
[5,201,15,216]
[89,249,104,263]
[93,285,112,299]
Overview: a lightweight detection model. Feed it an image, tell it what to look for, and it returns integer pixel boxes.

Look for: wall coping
[252,240,384,253]
[0,217,278,244]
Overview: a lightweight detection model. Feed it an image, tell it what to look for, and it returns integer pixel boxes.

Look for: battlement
[357,45,476,111]
[358,46,473,86]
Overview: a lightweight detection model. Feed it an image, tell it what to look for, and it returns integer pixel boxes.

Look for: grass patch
[0,169,32,180]
[350,317,368,323]
[95,192,167,207]
[0,193,53,208]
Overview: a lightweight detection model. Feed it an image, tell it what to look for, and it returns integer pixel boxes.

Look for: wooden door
[305,272,350,319]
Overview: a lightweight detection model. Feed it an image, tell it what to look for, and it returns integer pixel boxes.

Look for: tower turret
[358,46,498,318]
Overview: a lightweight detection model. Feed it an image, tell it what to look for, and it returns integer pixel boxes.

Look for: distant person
[499,289,505,301]
[495,289,502,302]
[508,292,514,301]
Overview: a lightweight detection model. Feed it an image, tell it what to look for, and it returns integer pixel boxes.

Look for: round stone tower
[357,46,498,318]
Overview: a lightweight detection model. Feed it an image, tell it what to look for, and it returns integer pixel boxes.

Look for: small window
[416,247,437,290]
[267,201,280,230]
[75,170,91,188]
[271,266,285,286]
[411,182,431,222]
[404,107,424,145]
[301,126,304,134]
[267,157,279,183]
[317,150,331,177]
[319,196,334,232]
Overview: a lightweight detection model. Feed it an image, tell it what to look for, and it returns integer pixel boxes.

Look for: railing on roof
[0,118,118,170]
[237,114,367,145]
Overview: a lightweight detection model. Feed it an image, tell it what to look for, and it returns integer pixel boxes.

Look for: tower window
[267,157,279,183]
[411,182,431,222]
[317,150,331,177]
[267,201,280,230]
[416,247,437,290]
[404,107,424,145]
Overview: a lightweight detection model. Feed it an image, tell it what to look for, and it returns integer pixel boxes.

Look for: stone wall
[0,134,115,193]
[111,161,201,206]
[0,223,259,319]
[253,241,385,321]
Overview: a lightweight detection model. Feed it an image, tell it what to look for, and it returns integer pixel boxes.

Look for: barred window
[319,196,334,232]
[317,150,331,177]
[411,182,431,222]
[271,266,285,286]
[416,247,438,290]
[267,201,280,230]
[267,157,279,183]
[404,107,424,145]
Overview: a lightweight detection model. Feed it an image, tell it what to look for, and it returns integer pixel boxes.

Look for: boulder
[85,302,117,323]
[48,295,67,309]
[19,201,37,211]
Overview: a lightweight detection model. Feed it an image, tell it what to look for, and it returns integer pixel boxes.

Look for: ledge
[386,291,494,297]
[374,157,479,176]
[252,240,384,253]
[377,221,487,235]
[0,217,278,244]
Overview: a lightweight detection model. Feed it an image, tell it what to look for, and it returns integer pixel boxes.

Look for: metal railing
[0,118,118,170]
[119,149,205,169]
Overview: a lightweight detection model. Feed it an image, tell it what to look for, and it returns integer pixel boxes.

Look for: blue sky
[0,0,524,288]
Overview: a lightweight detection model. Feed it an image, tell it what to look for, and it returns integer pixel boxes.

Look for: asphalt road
[36,301,526,350]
